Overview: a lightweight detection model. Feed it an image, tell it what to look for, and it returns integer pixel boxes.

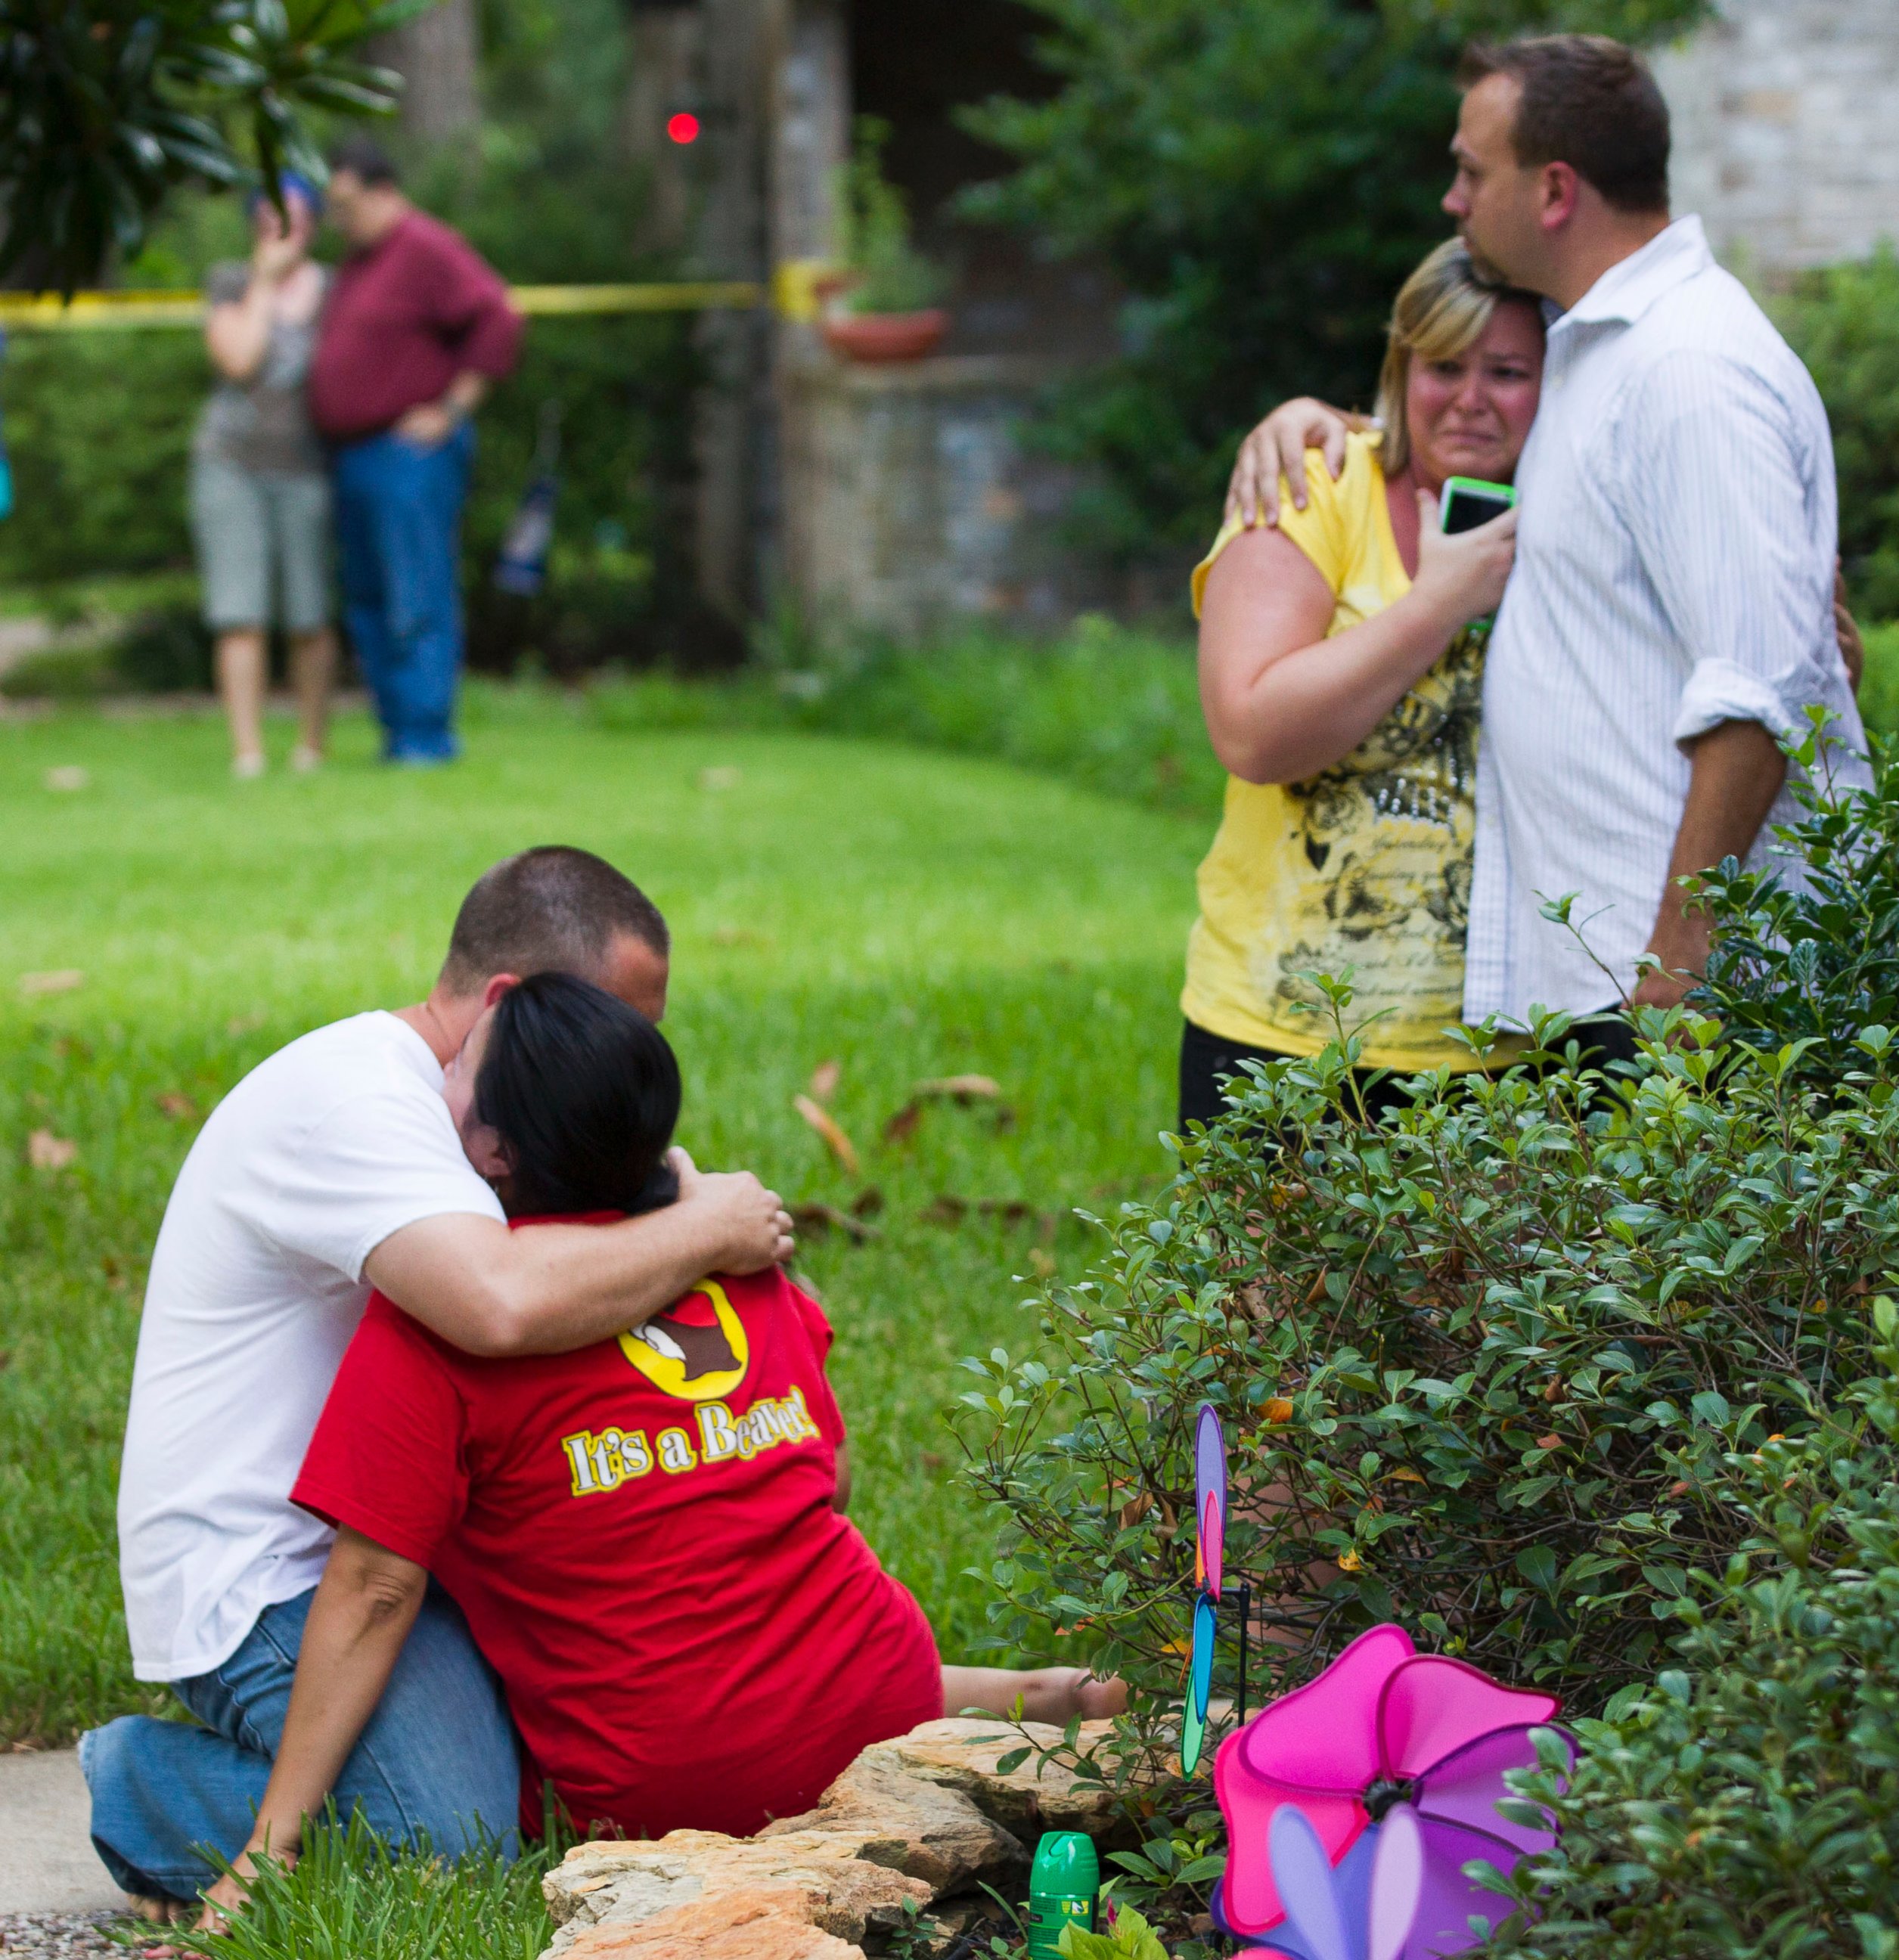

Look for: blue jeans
[332,424,473,763]
[80,1583,519,1902]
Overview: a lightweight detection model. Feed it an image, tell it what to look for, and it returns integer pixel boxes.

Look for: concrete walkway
[0,1751,123,1915]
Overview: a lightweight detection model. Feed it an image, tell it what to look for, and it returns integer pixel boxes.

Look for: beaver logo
[617,1280,749,1402]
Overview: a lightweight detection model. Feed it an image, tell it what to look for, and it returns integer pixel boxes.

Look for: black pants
[1177,1019,1420,1133]
[1177,1010,1642,1135]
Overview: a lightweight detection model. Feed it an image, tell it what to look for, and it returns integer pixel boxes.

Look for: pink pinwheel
[1213,1624,1569,1960]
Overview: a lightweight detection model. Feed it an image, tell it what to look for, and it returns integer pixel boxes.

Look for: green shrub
[1689,715,1899,1081]
[954,748,1899,1743]
[961,0,1706,560]
[585,613,1223,814]
[1775,250,1899,619]
[1481,1334,1899,1960]
[0,332,202,586]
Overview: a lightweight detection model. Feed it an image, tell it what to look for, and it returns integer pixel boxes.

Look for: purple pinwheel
[1232,1800,1426,1960]
[1212,1624,1569,1959]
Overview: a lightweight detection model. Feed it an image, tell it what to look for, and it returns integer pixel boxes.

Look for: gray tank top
[194,262,327,476]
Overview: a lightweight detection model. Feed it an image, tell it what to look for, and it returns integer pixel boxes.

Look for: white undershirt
[117,1011,505,1682]
[1464,216,1871,1023]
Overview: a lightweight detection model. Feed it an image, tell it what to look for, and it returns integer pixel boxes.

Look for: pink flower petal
[1376,1656,1559,1779]
[1240,1624,1416,1791]
[1214,1734,1366,1937]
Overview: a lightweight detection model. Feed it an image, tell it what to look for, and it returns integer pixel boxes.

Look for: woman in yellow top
[1180,240,1541,1128]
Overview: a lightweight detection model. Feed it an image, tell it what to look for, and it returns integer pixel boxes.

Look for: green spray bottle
[1025,1829,1099,1956]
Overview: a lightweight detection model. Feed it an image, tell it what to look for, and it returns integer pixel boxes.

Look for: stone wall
[777,352,1109,640]
[1657,0,1899,271]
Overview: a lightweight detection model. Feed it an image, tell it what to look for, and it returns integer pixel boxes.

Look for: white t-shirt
[118,1011,506,1681]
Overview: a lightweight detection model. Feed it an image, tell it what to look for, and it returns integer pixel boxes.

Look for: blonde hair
[1374,240,1539,476]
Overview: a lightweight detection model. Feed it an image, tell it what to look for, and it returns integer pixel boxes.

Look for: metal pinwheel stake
[1181,1402,1251,1775]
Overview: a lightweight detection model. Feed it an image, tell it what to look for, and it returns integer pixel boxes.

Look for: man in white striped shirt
[1444,35,1867,1036]
[1228,36,1869,1044]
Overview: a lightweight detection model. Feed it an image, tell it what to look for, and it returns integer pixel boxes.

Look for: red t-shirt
[292,1241,940,1839]
[307,209,523,440]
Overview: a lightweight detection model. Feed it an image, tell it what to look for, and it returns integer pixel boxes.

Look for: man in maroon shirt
[309,137,523,763]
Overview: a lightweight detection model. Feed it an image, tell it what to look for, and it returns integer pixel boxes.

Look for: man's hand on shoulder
[1224,397,1357,530]
[671,1149,794,1273]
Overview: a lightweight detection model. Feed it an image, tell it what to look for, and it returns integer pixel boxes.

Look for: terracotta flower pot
[821,309,950,364]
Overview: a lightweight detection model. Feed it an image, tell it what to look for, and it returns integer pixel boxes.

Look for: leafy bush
[1692,717,1899,1081]
[1774,250,1899,620]
[1481,1334,1899,1960]
[960,0,1706,560]
[838,118,948,317]
[954,748,1899,1745]
[0,331,202,587]
[585,613,1222,814]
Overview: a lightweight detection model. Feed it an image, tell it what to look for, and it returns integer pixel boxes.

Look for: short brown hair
[1460,35,1670,216]
[327,134,399,188]
[439,847,669,995]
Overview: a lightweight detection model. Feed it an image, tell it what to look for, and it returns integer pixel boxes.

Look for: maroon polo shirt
[308,208,523,442]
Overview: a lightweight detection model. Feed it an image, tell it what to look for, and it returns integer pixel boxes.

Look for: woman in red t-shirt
[203,973,1121,1914]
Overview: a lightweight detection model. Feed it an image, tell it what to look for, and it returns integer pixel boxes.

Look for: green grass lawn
[0,687,1204,1751]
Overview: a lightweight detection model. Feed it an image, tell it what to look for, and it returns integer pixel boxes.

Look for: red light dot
[667,113,700,146]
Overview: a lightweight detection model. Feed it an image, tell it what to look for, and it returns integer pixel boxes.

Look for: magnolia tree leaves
[0,0,426,291]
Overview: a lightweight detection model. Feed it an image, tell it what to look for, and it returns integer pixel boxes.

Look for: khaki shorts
[190,451,334,634]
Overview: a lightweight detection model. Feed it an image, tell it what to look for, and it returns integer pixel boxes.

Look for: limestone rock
[560,1885,865,1959]
[760,1748,1024,1890]
[537,1715,1138,1960]
[874,1718,1124,1835]
[542,1828,929,1955]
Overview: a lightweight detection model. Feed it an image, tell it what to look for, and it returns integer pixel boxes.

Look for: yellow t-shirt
[1181,433,1485,1071]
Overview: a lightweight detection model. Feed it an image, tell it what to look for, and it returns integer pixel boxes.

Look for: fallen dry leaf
[44,765,88,792]
[787,1202,879,1245]
[792,1094,860,1177]
[808,1058,842,1103]
[881,1073,1018,1143]
[1535,1433,1563,1451]
[155,1093,198,1122]
[911,1073,1002,1102]
[19,969,84,997]
[26,1130,77,1170]
[1263,1397,1295,1424]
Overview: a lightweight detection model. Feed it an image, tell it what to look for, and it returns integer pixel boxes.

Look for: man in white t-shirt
[82,845,793,1909]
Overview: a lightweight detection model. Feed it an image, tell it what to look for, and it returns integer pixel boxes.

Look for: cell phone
[1439,476,1517,534]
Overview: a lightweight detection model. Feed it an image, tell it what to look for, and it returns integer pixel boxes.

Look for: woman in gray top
[193,175,335,778]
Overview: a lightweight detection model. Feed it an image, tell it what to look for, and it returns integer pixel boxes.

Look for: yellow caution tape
[0,281,767,331]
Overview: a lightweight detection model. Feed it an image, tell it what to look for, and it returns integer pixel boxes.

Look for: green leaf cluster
[0,0,415,293]
[1693,718,1899,1084]
[1773,247,1899,620]
[1478,1335,1899,1959]
[954,752,1899,1777]
[836,116,948,316]
[957,0,1706,557]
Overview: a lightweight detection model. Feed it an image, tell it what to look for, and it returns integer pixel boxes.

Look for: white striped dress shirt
[1463,216,1870,1024]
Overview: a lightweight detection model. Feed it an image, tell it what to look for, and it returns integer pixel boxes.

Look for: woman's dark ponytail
[473,972,681,1217]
